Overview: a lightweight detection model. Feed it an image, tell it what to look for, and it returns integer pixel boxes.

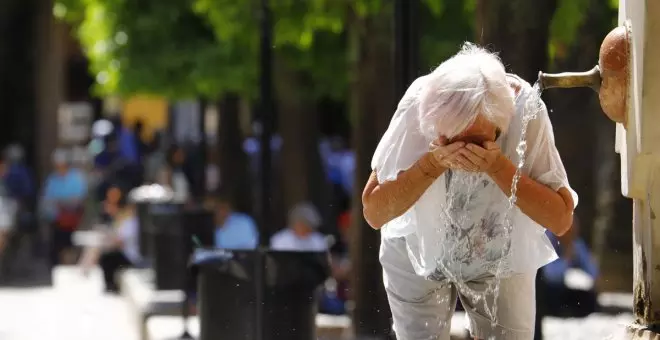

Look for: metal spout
[537,65,602,92]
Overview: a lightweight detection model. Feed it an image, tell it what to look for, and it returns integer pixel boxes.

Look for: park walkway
[0,265,636,340]
[0,269,137,340]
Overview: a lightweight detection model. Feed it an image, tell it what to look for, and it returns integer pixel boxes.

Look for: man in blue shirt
[542,218,599,317]
[213,196,259,250]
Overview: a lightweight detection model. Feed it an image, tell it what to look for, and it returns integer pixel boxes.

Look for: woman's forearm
[487,158,574,235]
[362,153,446,229]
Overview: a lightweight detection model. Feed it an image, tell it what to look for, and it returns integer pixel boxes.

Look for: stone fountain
[538,1,660,338]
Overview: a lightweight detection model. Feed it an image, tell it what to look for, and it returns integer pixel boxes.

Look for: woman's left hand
[458,142,508,173]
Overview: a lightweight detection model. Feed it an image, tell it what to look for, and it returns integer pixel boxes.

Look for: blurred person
[0,159,18,265]
[542,217,598,317]
[109,115,140,164]
[158,145,192,203]
[40,149,87,265]
[320,210,352,315]
[213,195,259,250]
[3,144,35,208]
[95,134,143,201]
[270,202,327,252]
[144,131,168,183]
[0,144,35,279]
[363,43,576,340]
[132,119,149,161]
[99,183,125,224]
[97,195,141,293]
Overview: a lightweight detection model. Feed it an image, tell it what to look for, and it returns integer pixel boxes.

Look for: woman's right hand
[429,137,475,171]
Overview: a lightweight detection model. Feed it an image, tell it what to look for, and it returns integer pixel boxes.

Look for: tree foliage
[55,0,252,99]
[549,0,619,62]
[419,0,476,71]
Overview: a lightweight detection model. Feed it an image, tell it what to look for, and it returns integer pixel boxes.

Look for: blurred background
[0,0,633,339]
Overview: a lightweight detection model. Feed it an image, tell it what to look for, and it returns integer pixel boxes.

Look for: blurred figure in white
[270,202,327,252]
[97,195,140,293]
[0,158,18,273]
[158,145,191,204]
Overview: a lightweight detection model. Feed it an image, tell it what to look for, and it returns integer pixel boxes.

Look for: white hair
[52,148,70,165]
[288,202,322,229]
[418,42,515,140]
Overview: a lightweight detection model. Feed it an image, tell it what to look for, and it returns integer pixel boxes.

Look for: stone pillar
[617,0,660,336]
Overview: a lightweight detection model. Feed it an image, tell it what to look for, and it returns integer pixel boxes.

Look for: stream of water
[431,82,544,339]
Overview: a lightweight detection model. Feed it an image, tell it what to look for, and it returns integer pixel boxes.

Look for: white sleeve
[269,231,286,250]
[118,218,138,242]
[523,101,578,208]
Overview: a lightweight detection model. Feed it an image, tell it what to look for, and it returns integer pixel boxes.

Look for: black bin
[150,204,214,290]
[128,185,171,263]
[193,249,330,340]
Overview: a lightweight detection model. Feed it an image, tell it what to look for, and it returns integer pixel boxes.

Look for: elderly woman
[270,202,327,252]
[362,43,577,340]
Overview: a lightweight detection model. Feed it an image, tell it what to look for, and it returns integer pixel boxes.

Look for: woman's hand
[429,137,470,171]
[457,141,508,173]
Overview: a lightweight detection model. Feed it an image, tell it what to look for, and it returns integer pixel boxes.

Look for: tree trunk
[0,0,49,175]
[217,94,253,214]
[275,56,328,227]
[348,5,396,338]
[476,0,557,84]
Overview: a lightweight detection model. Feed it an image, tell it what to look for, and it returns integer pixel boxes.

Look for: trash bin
[150,205,214,291]
[193,249,330,340]
[128,184,175,262]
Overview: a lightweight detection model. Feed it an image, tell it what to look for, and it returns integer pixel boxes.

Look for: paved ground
[0,269,138,340]
[0,266,638,340]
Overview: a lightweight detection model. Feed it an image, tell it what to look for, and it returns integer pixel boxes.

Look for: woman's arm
[487,155,574,235]
[363,138,469,229]
[362,153,447,229]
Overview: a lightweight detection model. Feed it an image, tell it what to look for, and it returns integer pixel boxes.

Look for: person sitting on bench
[542,217,599,317]
[98,196,141,293]
[270,202,327,252]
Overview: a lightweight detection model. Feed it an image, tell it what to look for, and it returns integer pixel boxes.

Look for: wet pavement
[0,266,637,340]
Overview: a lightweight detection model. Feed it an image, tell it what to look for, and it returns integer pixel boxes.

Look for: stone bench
[118,268,188,340]
[142,311,468,340]
[145,314,353,340]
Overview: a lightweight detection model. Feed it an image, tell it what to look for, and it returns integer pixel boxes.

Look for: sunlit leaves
[56,0,257,99]
[419,0,475,71]
[549,0,590,60]
[55,0,477,102]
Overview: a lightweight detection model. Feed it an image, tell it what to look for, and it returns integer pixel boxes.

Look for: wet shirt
[426,170,513,281]
[374,74,578,281]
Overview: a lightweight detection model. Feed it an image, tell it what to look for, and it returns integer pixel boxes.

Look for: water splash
[431,82,544,337]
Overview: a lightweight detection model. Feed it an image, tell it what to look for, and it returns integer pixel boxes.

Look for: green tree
[194,0,349,230]
[55,0,256,212]
[56,0,256,98]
